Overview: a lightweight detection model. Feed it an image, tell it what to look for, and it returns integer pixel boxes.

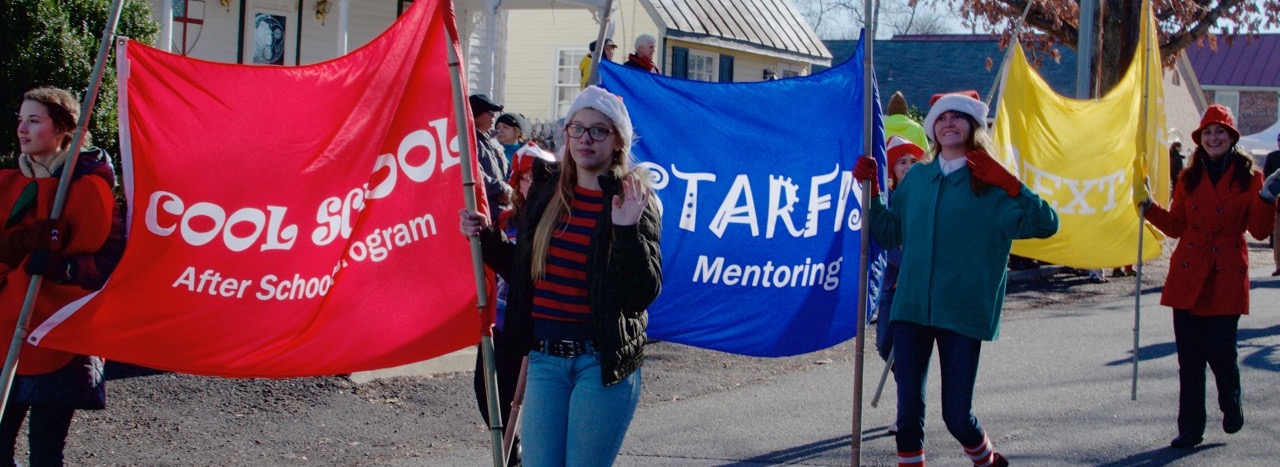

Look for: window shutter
[719,55,734,82]
[672,47,689,79]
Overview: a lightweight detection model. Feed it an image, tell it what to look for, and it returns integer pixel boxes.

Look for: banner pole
[0,0,127,418]
[870,351,892,408]
[851,9,875,466]
[984,1,1034,109]
[585,0,615,88]
[444,22,505,467]
[1131,0,1154,402]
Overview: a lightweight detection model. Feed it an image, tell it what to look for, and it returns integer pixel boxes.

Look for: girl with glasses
[460,85,661,466]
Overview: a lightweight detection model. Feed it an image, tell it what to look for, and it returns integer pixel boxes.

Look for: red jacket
[0,166,114,375]
[1146,162,1275,316]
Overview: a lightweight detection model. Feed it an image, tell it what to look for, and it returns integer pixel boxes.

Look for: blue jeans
[522,350,641,467]
[892,321,986,453]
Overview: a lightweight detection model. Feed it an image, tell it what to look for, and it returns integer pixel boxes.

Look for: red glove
[0,219,71,266]
[852,156,879,197]
[966,149,1021,197]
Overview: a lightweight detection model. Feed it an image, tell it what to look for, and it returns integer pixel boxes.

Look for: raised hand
[966,149,1021,197]
[852,156,879,197]
[611,174,650,226]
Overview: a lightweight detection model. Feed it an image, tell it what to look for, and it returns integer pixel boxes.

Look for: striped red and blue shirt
[532,186,604,340]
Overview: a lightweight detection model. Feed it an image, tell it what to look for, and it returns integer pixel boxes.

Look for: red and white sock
[964,434,996,467]
[898,449,925,467]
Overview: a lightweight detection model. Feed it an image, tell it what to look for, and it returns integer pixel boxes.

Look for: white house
[150,0,830,121]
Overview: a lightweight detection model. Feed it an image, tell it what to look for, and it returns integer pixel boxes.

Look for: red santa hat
[508,142,557,187]
[923,90,988,143]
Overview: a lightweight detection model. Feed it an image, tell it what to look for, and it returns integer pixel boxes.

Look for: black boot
[1223,402,1244,434]
[1170,435,1202,449]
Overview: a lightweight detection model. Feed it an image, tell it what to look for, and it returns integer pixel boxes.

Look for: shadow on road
[105,361,166,380]
[718,435,848,466]
[1095,442,1223,466]
[1105,324,1280,371]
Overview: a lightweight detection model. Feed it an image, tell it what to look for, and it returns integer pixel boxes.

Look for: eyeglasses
[565,124,613,142]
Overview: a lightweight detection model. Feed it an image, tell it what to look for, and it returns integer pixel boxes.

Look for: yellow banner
[992,1,1168,268]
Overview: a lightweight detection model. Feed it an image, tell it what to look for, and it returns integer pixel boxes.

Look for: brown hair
[926,111,995,195]
[23,87,88,150]
[1181,144,1254,193]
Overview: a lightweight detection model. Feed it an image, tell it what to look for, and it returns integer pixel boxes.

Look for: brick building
[1185,34,1280,135]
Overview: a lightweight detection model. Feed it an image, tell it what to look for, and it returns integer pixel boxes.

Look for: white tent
[1239,120,1279,157]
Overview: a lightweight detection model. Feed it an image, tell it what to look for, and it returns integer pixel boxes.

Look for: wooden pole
[444,22,505,467]
[584,0,616,89]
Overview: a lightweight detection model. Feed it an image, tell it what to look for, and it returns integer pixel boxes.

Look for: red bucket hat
[886,136,924,171]
[1191,104,1240,145]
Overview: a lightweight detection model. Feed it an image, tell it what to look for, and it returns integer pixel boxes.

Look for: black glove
[24,250,72,284]
[1261,170,1280,203]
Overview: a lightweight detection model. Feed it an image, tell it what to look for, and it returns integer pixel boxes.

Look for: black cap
[588,38,617,52]
[468,94,503,116]
[496,112,528,133]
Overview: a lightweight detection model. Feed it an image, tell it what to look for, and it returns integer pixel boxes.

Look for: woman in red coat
[1144,104,1280,449]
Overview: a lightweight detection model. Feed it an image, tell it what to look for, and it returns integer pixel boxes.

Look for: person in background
[470,142,557,467]
[1263,133,1280,276]
[1,87,126,467]
[623,34,661,74]
[1142,104,1280,449]
[884,91,929,151]
[874,135,927,436]
[1170,137,1186,190]
[579,38,617,89]
[459,86,661,466]
[856,90,1059,467]
[469,94,513,225]
[496,112,530,164]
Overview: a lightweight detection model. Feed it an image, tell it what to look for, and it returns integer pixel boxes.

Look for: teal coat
[868,160,1059,341]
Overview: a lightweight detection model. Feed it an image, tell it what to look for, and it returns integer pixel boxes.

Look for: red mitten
[852,156,880,197]
[966,149,1021,197]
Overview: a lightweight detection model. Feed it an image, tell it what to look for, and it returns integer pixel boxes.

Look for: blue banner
[600,33,885,357]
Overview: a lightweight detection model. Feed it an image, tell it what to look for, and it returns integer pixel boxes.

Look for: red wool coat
[1146,164,1275,316]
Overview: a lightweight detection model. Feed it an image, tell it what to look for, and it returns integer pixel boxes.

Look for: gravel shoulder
[35,241,1275,466]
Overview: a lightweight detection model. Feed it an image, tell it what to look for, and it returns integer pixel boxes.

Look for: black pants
[0,402,75,467]
[1172,310,1241,439]
[473,328,526,466]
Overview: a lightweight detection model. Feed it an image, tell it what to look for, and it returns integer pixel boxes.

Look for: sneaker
[1169,435,1202,449]
[1271,269,1280,277]
[1088,275,1108,284]
[887,423,897,434]
[990,452,1009,467]
[1111,268,1126,278]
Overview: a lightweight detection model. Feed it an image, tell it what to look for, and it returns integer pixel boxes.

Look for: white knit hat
[923,92,989,143]
[564,85,634,153]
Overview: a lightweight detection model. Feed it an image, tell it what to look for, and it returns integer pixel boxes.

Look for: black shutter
[672,47,689,79]
[719,55,734,82]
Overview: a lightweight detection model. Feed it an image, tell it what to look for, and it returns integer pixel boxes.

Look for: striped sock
[898,449,925,467]
[964,434,996,466]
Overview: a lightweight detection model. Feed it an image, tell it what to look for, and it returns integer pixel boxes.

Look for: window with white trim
[1214,91,1240,118]
[554,47,589,117]
[688,50,716,82]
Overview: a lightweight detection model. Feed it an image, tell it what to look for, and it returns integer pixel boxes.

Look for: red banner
[29,0,486,377]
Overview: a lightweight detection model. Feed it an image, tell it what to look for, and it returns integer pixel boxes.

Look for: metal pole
[985,1,1035,108]
[870,351,892,408]
[1132,0,1155,402]
[337,0,350,55]
[1075,0,1097,99]
[585,0,616,90]
[851,4,875,464]
[445,25,505,467]
[160,0,173,52]
[0,0,127,417]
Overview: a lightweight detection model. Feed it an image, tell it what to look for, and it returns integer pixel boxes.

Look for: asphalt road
[614,276,1280,466]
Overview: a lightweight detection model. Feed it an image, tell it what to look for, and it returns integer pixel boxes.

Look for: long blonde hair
[529,116,642,280]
